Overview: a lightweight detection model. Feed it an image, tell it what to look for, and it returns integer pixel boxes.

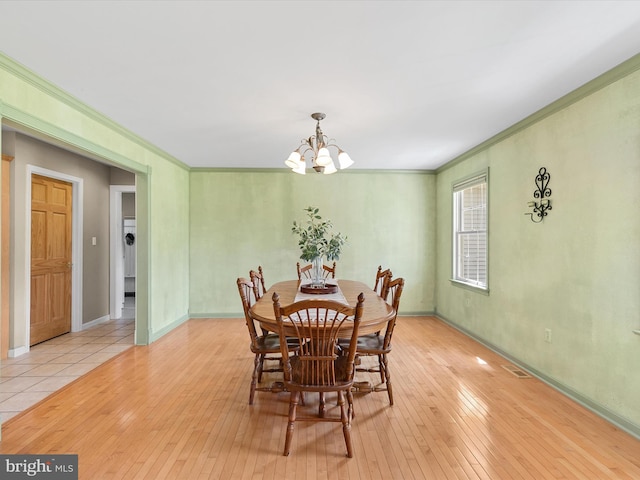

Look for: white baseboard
[8,345,29,358]
[7,314,110,358]
[82,314,111,330]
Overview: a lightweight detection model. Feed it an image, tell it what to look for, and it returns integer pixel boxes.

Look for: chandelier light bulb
[285,151,301,169]
[338,150,354,169]
[292,161,306,174]
[323,161,337,174]
[315,147,332,167]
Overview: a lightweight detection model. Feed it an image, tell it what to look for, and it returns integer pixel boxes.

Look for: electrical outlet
[544,328,552,343]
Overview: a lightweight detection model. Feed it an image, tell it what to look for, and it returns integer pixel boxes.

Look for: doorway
[110,185,136,319]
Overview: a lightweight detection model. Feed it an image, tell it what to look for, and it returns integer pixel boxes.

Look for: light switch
[92,236,97,246]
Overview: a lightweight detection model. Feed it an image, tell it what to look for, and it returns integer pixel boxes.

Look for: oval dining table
[249,279,395,337]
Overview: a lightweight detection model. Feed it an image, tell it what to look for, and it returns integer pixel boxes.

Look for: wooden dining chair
[297,261,336,281]
[340,277,404,405]
[373,265,392,297]
[272,292,364,458]
[236,277,299,405]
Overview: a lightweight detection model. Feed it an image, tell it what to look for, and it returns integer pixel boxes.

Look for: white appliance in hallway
[123,218,136,297]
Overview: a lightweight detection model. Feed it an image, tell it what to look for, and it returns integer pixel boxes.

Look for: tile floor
[0,299,135,422]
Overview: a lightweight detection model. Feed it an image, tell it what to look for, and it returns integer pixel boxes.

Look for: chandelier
[284,113,354,174]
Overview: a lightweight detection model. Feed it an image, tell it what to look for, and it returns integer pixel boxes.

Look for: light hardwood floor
[1,316,639,479]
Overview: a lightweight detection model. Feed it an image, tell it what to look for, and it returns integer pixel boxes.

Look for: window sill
[450,279,490,296]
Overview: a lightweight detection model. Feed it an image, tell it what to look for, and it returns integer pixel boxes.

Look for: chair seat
[338,333,388,353]
[254,334,300,353]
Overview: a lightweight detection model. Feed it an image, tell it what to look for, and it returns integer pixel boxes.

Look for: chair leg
[377,354,385,383]
[347,389,355,420]
[338,391,353,458]
[257,353,266,382]
[319,392,325,418]
[249,353,260,405]
[283,391,299,456]
[382,353,393,406]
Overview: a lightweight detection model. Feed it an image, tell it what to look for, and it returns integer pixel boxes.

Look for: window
[453,172,488,290]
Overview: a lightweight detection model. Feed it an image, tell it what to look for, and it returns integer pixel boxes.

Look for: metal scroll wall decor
[526,167,552,223]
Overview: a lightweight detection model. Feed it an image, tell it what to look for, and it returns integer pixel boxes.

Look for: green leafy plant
[292,206,347,262]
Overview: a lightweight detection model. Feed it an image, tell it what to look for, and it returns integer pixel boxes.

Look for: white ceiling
[1,1,640,171]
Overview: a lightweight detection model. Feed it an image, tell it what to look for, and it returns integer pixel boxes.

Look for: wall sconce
[526,167,552,223]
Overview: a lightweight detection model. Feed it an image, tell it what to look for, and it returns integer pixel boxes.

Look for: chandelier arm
[299,146,315,158]
[292,138,314,154]
[323,139,343,151]
[304,136,316,148]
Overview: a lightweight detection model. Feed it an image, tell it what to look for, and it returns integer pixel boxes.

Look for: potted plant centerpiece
[292,206,347,287]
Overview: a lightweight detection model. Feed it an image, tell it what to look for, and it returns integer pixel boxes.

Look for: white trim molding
[82,314,111,330]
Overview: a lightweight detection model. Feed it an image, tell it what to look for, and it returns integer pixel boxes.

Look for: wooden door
[30,174,73,345]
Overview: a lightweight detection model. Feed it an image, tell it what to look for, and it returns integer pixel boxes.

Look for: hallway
[0,300,134,422]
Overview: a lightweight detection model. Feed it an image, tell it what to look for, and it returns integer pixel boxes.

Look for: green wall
[189,170,436,316]
[435,61,640,434]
